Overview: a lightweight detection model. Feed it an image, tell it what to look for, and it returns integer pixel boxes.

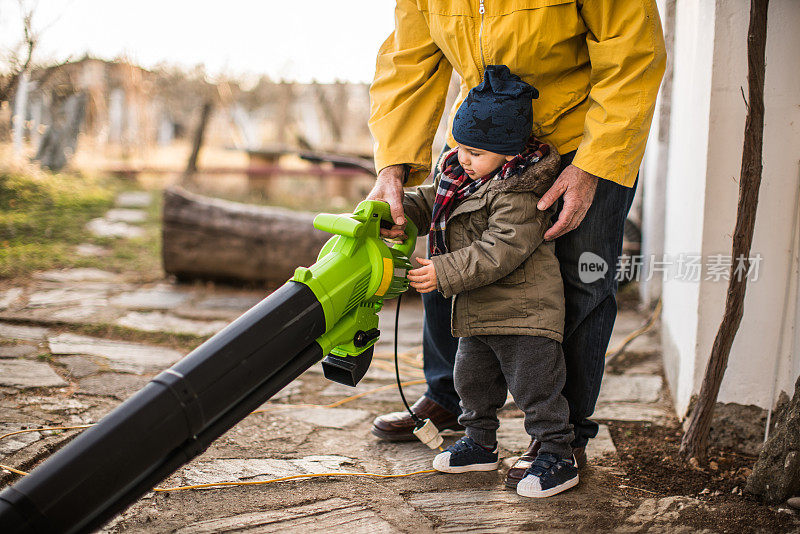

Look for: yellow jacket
[369,0,667,188]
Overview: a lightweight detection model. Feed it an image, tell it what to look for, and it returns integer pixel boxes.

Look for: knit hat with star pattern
[452,65,539,156]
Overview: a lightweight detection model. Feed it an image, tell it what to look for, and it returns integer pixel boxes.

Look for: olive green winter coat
[403,147,565,342]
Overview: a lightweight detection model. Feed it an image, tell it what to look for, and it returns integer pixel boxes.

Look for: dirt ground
[102,369,799,533]
[2,337,798,533]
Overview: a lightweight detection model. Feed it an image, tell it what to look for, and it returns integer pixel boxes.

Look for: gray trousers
[455,334,574,459]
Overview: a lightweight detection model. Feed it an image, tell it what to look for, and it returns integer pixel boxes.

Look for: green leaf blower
[0,200,417,534]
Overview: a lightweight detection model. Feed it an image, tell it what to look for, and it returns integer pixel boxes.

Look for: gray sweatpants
[455,334,574,459]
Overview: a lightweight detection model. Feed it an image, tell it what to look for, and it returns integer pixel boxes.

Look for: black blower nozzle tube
[0,282,326,534]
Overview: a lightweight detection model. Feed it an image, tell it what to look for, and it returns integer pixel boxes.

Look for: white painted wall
[726,0,800,408]
[660,0,800,417]
[640,0,675,307]
[659,0,716,416]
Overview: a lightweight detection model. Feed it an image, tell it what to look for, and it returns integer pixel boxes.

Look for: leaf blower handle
[372,200,418,259]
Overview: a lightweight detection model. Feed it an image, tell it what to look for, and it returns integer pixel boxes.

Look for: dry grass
[0,144,162,279]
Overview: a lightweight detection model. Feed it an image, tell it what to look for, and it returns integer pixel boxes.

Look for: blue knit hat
[452,65,539,156]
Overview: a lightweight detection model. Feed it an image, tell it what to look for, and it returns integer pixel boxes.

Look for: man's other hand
[537,164,599,241]
[367,165,406,238]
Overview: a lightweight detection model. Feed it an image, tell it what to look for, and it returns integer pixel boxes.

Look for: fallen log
[162,186,330,286]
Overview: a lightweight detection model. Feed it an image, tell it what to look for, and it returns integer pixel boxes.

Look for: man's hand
[408,257,437,293]
[537,164,599,241]
[367,164,406,238]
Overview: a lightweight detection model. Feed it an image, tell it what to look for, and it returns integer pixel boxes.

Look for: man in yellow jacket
[367,0,666,485]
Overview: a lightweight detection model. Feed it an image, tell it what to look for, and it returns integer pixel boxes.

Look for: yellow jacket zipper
[478,0,487,71]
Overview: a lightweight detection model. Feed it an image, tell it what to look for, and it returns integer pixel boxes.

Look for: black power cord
[394,294,423,427]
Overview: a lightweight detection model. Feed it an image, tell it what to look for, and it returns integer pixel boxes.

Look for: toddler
[401,65,578,498]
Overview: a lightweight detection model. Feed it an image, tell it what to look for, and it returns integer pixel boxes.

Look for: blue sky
[0,0,397,82]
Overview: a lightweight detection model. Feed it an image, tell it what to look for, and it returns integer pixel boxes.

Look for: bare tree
[184,100,214,178]
[680,0,769,462]
[312,81,343,146]
[0,0,39,103]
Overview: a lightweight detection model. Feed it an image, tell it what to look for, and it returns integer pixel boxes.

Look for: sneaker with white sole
[516,452,579,498]
[432,436,500,473]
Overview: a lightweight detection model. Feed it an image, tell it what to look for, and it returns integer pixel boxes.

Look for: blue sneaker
[432,436,500,473]
[516,452,579,498]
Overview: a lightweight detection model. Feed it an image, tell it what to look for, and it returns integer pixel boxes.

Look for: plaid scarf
[428,138,550,256]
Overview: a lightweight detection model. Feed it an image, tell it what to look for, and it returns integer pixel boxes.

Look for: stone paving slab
[0,323,50,342]
[0,288,23,310]
[173,498,400,534]
[77,373,151,400]
[405,487,617,533]
[0,360,67,388]
[34,280,129,291]
[259,381,302,402]
[320,382,427,403]
[48,305,113,323]
[598,374,663,404]
[109,288,192,310]
[586,424,617,459]
[115,311,227,336]
[195,295,264,311]
[204,415,316,458]
[278,407,371,429]
[363,365,411,381]
[115,191,153,208]
[34,268,122,283]
[171,307,240,322]
[0,424,41,456]
[86,218,146,239]
[367,441,439,475]
[608,351,665,376]
[105,209,147,223]
[74,243,110,257]
[48,333,183,374]
[609,310,660,355]
[26,287,109,308]
[621,330,660,356]
[177,456,355,486]
[173,295,266,321]
[593,402,672,424]
[0,344,37,358]
[0,307,121,328]
[18,396,91,415]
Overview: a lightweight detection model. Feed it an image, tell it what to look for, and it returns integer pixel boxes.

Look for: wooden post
[680,0,769,462]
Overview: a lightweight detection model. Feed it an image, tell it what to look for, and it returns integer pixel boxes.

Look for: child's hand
[408,258,437,293]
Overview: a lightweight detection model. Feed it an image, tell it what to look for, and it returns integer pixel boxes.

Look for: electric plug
[413,419,443,450]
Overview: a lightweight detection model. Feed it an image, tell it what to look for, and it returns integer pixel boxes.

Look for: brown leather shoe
[504,440,588,488]
[573,446,587,469]
[371,396,463,441]
[504,439,541,488]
